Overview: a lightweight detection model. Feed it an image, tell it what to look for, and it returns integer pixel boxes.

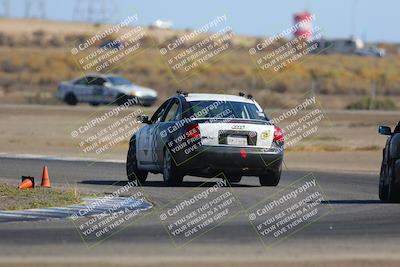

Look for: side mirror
[378,125,392,136]
[137,115,150,124]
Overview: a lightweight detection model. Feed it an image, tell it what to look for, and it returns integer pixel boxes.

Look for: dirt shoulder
[1,256,400,267]
[0,104,397,173]
[285,151,381,173]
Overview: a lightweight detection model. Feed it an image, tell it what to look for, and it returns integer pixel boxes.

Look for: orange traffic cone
[41,165,51,188]
[18,176,34,189]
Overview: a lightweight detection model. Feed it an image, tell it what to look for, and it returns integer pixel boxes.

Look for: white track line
[0,197,152,222]
[0,153,124,163]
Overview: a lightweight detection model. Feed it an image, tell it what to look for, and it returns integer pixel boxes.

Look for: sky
[3,0,398,43]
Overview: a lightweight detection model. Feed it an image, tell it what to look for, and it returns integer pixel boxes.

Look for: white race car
[127,92,284,186]
[57,74,158,106]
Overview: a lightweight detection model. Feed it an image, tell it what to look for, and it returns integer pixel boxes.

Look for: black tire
[126,136,148,184]
[388,165,400,202]
[64,93,78,105]
[227,176,242,183]
[387,182,400,202]
[116,94,129,106]
[259,168,281,186]
[379,165,389,201]
[90,102,100,106]
[163,149,183,186]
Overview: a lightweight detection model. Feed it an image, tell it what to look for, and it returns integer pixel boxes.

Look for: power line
[24,0,46,19]
[73,0,117,23]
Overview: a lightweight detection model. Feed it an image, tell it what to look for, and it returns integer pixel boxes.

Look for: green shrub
[347,97,396,110]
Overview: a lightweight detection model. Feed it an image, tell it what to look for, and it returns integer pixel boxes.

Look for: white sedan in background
[355,47,385,57]
[57,74,158,106]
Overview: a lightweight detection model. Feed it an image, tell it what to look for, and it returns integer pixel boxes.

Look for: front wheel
[163,149,183,186]
[64,93,78,105]
[259,168,281,186]
[126,136,148,184]
[387,162,400,202]
[379,165,389,201]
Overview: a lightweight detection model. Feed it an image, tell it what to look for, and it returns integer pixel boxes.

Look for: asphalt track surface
[1,156,400,265]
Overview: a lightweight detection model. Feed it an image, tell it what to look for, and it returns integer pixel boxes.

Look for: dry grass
[0,47,399,109]
[0,19,399,109]
[0,183,81,210]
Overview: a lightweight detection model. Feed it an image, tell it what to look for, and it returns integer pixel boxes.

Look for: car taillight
[186,123,201,139]
[273,126,284,142]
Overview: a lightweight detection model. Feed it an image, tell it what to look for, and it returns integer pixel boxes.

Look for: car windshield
[188,101,268,121]
[107,76,132,85]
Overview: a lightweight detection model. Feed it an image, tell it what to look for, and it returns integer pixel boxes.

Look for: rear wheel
[259,168,281,186]
[163,149,183,186]
[64,93,78,105]
[126,136,148,184]
[116,94,129,106]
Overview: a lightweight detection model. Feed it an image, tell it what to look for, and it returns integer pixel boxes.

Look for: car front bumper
[137,96,157,106]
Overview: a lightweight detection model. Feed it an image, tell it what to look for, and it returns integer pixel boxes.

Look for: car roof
[81,73,123,79]
[184,93,255,104]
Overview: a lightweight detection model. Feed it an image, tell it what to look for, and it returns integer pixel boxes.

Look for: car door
[89,77,107,103]
[137,99,171,170]
[102,77,118,103]
[153,98,181,169]
[72,76,92,102]
[79,76,106,103]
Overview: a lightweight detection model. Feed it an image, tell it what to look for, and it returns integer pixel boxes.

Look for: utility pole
[351,0,358,37]
[0,0,10,17]
[369,80,377,110]
[73,0,116,23]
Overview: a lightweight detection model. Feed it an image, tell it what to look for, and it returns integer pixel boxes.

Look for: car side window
[90,77,106,86]
[394,121,400,134]
[163,99,180,122]
[240,105,251,119]
[75,77,89,85]
[151,100,170,124]
[85,76,104,86]
[84,76,95,86]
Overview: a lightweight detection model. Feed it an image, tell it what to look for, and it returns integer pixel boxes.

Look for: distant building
[311,37,365,54]
[152,19,173,29]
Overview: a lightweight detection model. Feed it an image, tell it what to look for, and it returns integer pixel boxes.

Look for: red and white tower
[293,11,313,40]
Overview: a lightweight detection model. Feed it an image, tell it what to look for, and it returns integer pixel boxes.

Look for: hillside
[0,18,399,110]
